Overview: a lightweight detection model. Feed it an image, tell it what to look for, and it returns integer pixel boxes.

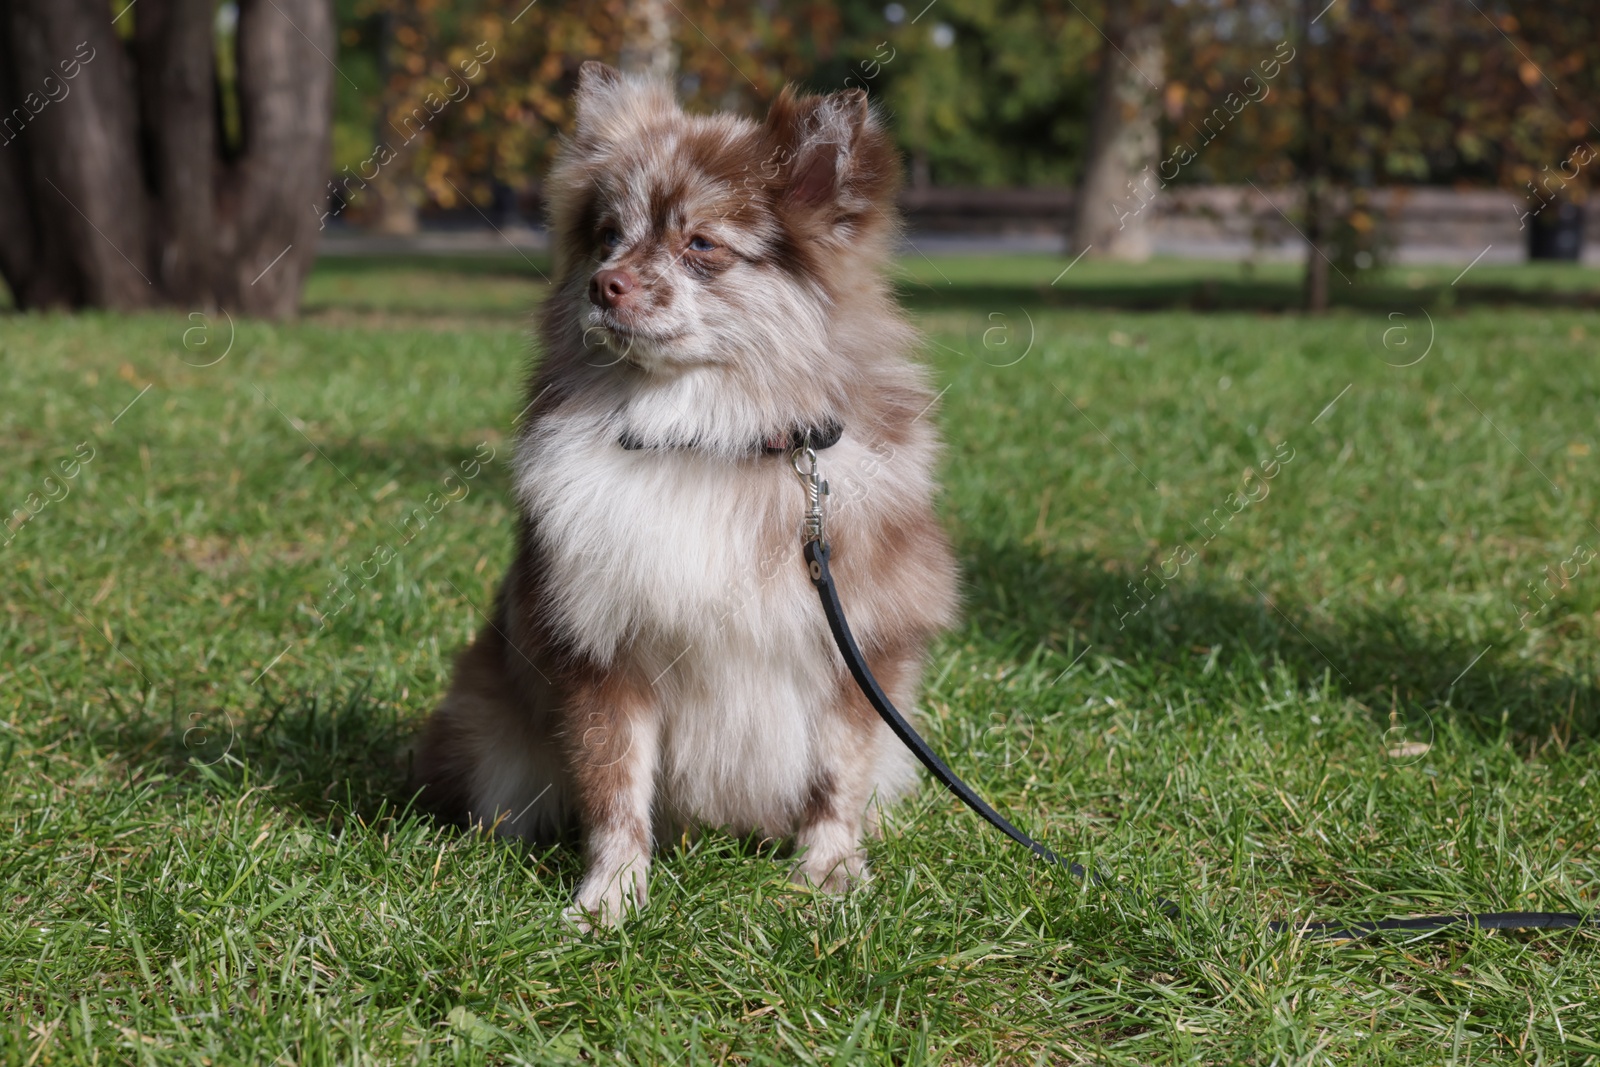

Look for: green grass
[3,254,1599,1064]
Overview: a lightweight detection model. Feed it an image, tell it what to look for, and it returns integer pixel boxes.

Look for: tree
[1068,0,1165,260]
[618,0,673,80]
[0,0,334,317]
[1296,0,1331,309]
[859,1,1099,189]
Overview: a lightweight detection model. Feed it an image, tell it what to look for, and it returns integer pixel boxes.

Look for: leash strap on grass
[802,539,1595,941]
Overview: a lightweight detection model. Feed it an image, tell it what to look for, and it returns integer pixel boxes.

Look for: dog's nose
[589,269,637,309]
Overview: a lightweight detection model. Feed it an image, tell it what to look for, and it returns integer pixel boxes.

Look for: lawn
[3,253,1599,1064]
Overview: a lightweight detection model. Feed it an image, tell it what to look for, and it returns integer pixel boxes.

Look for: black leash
[791,447,1594,941]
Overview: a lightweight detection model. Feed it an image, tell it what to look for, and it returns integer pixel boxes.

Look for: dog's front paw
[791,847,869,895]
[565,862,648,931]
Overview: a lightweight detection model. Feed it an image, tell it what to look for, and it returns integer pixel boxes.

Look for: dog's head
[543,62,902,378]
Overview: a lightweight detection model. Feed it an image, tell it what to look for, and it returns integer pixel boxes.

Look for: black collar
[617,417,843,455]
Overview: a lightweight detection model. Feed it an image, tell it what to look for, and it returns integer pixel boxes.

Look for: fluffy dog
[413,62,957,926]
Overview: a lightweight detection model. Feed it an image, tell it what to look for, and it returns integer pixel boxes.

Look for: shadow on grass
[92,531,1596,846]
[93,676,598,887]
[312,438,521,496]
[102,680,415,818]
[897,277,1600,315]
[962,536,1600,744]
[311,253,553,280]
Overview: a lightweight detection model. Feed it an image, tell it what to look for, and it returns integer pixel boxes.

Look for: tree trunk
[1069,5,1165,261]
[366,6,421,236]
[0,8,75,308]
[0,0,333,318]
[1302,180,1330,312]
[366,161,423,235]
[1299,0,1330,312]
[4,0,152,309]
[135,0,218,308]
[219,0,334,316]
[620,0,675,82]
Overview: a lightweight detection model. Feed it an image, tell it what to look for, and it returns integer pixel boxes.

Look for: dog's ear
[577,60,622,94]
[762,86,900,222]
[571,60,676,145]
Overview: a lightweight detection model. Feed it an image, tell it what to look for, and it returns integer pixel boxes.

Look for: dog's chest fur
[515,409,861,831]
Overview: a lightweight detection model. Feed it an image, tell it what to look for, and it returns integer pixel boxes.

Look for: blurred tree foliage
[1156,0,1596,303]
[834,0,1101,188]
[1162,0,1597,193]
[326,0,1106,223]
[324,0,1596,222]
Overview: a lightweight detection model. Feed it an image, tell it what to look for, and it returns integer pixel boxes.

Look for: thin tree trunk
[1300,0,1330,312]
[366,147,423,235]
[366,6,421,236]
[1069,5,1164,261]
[620,0,675,81]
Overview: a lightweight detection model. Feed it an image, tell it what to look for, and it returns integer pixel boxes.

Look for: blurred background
[2,0,1596,318]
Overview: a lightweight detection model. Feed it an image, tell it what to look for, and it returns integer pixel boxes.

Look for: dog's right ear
[571,60,675,146]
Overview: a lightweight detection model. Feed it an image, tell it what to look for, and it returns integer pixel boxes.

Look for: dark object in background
[490,179,520,228]
[1527,200,1585,261]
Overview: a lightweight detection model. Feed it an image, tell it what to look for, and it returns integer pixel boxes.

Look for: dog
[413,61,958,927]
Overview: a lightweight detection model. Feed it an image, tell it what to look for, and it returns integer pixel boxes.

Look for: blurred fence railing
[899,185,1589,263]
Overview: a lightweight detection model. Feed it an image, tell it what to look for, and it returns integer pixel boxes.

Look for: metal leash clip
[791,445,828,548]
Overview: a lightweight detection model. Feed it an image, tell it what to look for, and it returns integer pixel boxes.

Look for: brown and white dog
[413,62,958,926]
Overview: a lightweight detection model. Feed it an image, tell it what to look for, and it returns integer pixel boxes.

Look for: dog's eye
[688,235,716,252]
[599,228,622,250]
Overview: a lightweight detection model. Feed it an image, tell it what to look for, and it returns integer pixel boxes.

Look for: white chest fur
[514,412,845,831]
[514,413,822,659]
